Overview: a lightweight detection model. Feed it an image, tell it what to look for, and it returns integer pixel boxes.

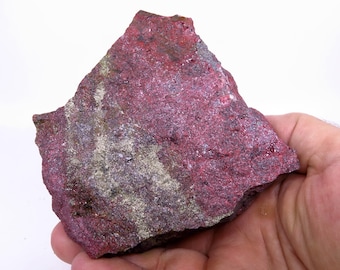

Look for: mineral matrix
[33,11,299,258]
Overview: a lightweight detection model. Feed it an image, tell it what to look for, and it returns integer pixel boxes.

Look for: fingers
[51,221,209,269]
[123,248,207,270]
[51,222,153,268]
[71,252,143,270]
[266,113,340,174]
[51,222,83,264]
[127,248,207,270]
[70,248,207,270]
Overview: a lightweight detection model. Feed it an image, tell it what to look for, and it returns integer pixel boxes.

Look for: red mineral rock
[33,11,299,258]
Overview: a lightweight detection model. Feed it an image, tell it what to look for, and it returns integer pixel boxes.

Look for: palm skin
[51,113,340,269]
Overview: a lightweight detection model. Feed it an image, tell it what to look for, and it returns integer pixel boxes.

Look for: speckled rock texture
[33,11,299,258]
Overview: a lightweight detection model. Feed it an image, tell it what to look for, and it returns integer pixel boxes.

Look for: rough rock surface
[33,11,299,258]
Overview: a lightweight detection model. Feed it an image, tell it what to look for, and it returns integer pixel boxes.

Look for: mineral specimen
[33,10,299,258]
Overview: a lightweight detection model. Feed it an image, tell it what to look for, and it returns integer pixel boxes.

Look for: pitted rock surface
[33,11,299,258]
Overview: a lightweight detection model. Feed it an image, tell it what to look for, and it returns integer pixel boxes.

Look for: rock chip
[33,11,299,258]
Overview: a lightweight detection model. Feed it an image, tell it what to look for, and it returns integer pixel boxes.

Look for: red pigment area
[88,11,296,216]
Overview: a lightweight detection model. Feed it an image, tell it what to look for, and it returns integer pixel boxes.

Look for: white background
[1,1,339,269]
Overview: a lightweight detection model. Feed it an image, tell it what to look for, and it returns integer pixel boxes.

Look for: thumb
[266,113,340,174]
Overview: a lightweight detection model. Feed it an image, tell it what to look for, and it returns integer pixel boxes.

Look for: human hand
[51,113,340,269]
